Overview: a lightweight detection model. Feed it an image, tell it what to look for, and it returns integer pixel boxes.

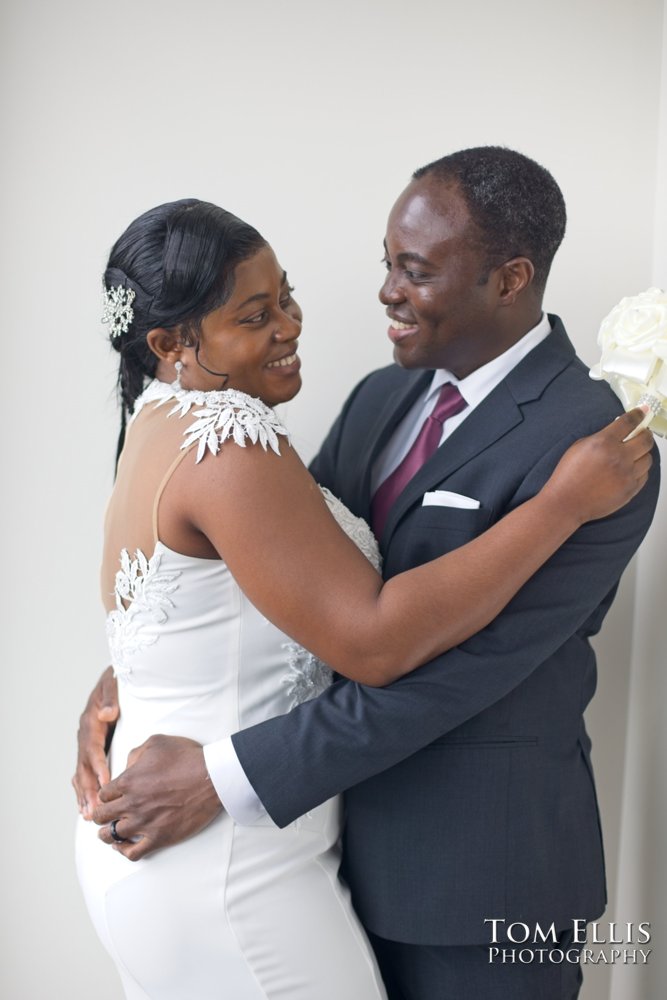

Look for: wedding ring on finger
[110,819,127,844]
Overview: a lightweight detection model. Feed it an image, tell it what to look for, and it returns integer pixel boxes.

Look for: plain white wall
[609,6,667,997]
[1,1,664,997]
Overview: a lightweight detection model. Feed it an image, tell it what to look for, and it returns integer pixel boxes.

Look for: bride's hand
[72,666,119,819]
[543,408,654,527]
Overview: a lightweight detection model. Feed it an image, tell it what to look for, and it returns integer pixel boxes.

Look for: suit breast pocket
[406,505,493,560]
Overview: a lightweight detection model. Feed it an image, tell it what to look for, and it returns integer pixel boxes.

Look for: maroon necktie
[370,382,467,539]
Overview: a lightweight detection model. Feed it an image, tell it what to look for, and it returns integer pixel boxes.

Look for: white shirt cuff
[203,737,274,826]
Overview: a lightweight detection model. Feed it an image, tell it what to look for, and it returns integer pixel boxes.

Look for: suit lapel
[381,318,576,546]
[350,367,433,519]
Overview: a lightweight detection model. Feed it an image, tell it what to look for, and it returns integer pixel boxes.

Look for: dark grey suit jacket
[232,318,660,946]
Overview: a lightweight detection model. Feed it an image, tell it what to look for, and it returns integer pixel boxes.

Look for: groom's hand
[72,666,119,819]
[93,734,223,861]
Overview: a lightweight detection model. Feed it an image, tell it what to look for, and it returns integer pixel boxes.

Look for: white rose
[598,287,667,357]
[590,288,667,436]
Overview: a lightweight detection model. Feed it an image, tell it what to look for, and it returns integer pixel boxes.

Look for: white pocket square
[422,490,481,510]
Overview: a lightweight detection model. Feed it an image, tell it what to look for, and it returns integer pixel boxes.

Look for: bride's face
[182,245,303,405]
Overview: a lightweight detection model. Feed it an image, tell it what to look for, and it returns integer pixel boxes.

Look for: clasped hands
[72,667,223,861]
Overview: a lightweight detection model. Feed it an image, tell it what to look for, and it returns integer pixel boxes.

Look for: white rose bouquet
[589,287,667,436]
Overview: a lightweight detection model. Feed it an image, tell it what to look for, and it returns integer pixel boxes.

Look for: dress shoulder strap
[131,380,291,541]
[151,446,195,543]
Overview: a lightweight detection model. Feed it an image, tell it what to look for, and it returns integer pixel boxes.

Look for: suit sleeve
[232,441,660,828]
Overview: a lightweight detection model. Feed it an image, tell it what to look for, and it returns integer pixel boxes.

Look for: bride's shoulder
[134,380,290,464]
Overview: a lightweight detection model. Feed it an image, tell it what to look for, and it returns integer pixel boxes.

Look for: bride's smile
[152,245,303,407]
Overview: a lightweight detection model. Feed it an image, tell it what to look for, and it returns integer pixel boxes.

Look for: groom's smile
[379,173,539,379]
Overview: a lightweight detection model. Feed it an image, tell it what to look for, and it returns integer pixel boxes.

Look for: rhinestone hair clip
[102,284,136,340]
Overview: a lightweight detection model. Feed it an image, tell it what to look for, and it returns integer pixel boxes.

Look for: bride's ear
[146,327,183,363]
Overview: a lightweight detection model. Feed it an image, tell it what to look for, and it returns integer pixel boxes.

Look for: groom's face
[379,175,504,379]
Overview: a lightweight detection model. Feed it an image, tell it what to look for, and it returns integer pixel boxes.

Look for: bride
[74,199,652,999]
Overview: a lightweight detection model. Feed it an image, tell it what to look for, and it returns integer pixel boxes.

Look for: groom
[80,147,659,998]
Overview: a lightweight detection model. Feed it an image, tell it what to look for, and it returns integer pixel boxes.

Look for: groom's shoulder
[363,361,414,387]
[345,363,419,404]
[510,315,624,428]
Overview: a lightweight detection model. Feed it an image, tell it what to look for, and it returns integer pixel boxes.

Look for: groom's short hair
[413,146,566,292]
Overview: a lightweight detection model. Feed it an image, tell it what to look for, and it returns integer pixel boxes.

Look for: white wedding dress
[75,380,387,1000]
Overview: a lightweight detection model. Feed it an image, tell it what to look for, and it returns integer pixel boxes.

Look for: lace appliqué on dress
[280,646,335,709]
[319,487,382,573]
[106,548,181,678]
[133,380,290,463]
[280,487,382,709]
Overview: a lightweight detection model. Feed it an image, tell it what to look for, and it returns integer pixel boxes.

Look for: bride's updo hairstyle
[103,198,267,460]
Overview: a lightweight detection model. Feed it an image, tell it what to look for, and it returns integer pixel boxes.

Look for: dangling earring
[174,360,184,391]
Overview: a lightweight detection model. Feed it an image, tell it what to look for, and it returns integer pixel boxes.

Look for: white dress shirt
[371,313,552,492]
[204,314,552,825]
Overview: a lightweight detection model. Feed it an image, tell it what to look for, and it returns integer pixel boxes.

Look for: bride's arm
[181,409,652,686]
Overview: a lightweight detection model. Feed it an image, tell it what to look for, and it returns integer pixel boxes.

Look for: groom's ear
[496,257,535,306]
